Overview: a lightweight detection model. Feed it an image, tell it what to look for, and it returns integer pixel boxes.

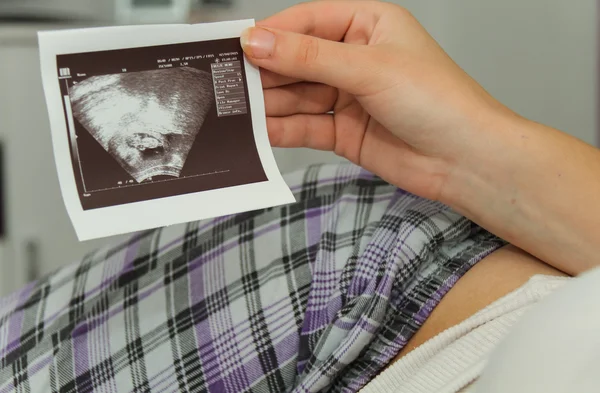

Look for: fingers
[267,114,335,151]
[260,69,299,89]
[264,83,338,117]
[257,0,384,41]
[241,27,381,96]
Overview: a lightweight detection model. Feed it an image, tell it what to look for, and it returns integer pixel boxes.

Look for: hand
[240,0,516,201]
[241,0,600,276]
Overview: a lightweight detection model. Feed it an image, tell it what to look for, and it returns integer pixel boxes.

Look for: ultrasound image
[69,67,214,183]
[57,38,268,210]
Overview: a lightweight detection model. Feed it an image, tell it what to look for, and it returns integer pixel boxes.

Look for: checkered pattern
[0,163,505,392]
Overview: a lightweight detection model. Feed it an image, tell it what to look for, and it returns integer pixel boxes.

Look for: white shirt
[473,266,600,392]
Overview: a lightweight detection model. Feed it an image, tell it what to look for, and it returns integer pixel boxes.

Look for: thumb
[240,26,377,95]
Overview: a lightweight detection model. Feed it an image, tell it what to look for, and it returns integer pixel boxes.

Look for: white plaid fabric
[0,163,505,392]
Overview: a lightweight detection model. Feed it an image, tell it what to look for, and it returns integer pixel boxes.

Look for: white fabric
[473,266,600,392]
[360,274,571,393]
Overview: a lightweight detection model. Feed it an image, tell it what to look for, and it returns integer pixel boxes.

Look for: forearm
[443,112,600,275]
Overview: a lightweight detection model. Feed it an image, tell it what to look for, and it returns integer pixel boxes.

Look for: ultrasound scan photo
[69,67,214,183]
[53,37,271,211]
[39,21,295,240]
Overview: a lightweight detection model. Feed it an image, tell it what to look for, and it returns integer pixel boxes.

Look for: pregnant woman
[2,1,599,392]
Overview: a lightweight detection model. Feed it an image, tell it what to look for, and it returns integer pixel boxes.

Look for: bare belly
[392,244,569,361]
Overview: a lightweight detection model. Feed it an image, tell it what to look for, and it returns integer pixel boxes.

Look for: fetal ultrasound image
[57,38,268,210]
[70,67,214,183]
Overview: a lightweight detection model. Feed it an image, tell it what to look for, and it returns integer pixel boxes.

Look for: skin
[240,0,600,275]
[395,245,567,360]
[239,0,600,360]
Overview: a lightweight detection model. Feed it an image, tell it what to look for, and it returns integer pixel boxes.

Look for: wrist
[439,108,600,274]
[438,108,525,216]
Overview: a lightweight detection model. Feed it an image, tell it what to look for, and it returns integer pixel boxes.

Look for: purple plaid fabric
[0,163,505,392]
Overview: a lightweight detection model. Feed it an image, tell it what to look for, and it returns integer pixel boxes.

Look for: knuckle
[393,4,415,20]
[296,36,320,67]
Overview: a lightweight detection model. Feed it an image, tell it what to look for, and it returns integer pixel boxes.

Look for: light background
[0,0,596,294]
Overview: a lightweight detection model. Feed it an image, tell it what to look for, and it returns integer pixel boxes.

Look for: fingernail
[240,27,275,59]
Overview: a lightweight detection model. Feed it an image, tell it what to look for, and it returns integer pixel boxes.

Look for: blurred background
[0,0,596,295]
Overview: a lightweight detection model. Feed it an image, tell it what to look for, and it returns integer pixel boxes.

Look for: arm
[443,114,600,275]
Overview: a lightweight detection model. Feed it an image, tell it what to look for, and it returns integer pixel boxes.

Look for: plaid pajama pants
[0,163,506,392]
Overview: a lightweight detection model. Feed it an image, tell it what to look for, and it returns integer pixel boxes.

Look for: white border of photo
[38,19,296,241]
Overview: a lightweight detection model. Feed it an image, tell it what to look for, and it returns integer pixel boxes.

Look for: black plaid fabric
[0,163,506,392]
